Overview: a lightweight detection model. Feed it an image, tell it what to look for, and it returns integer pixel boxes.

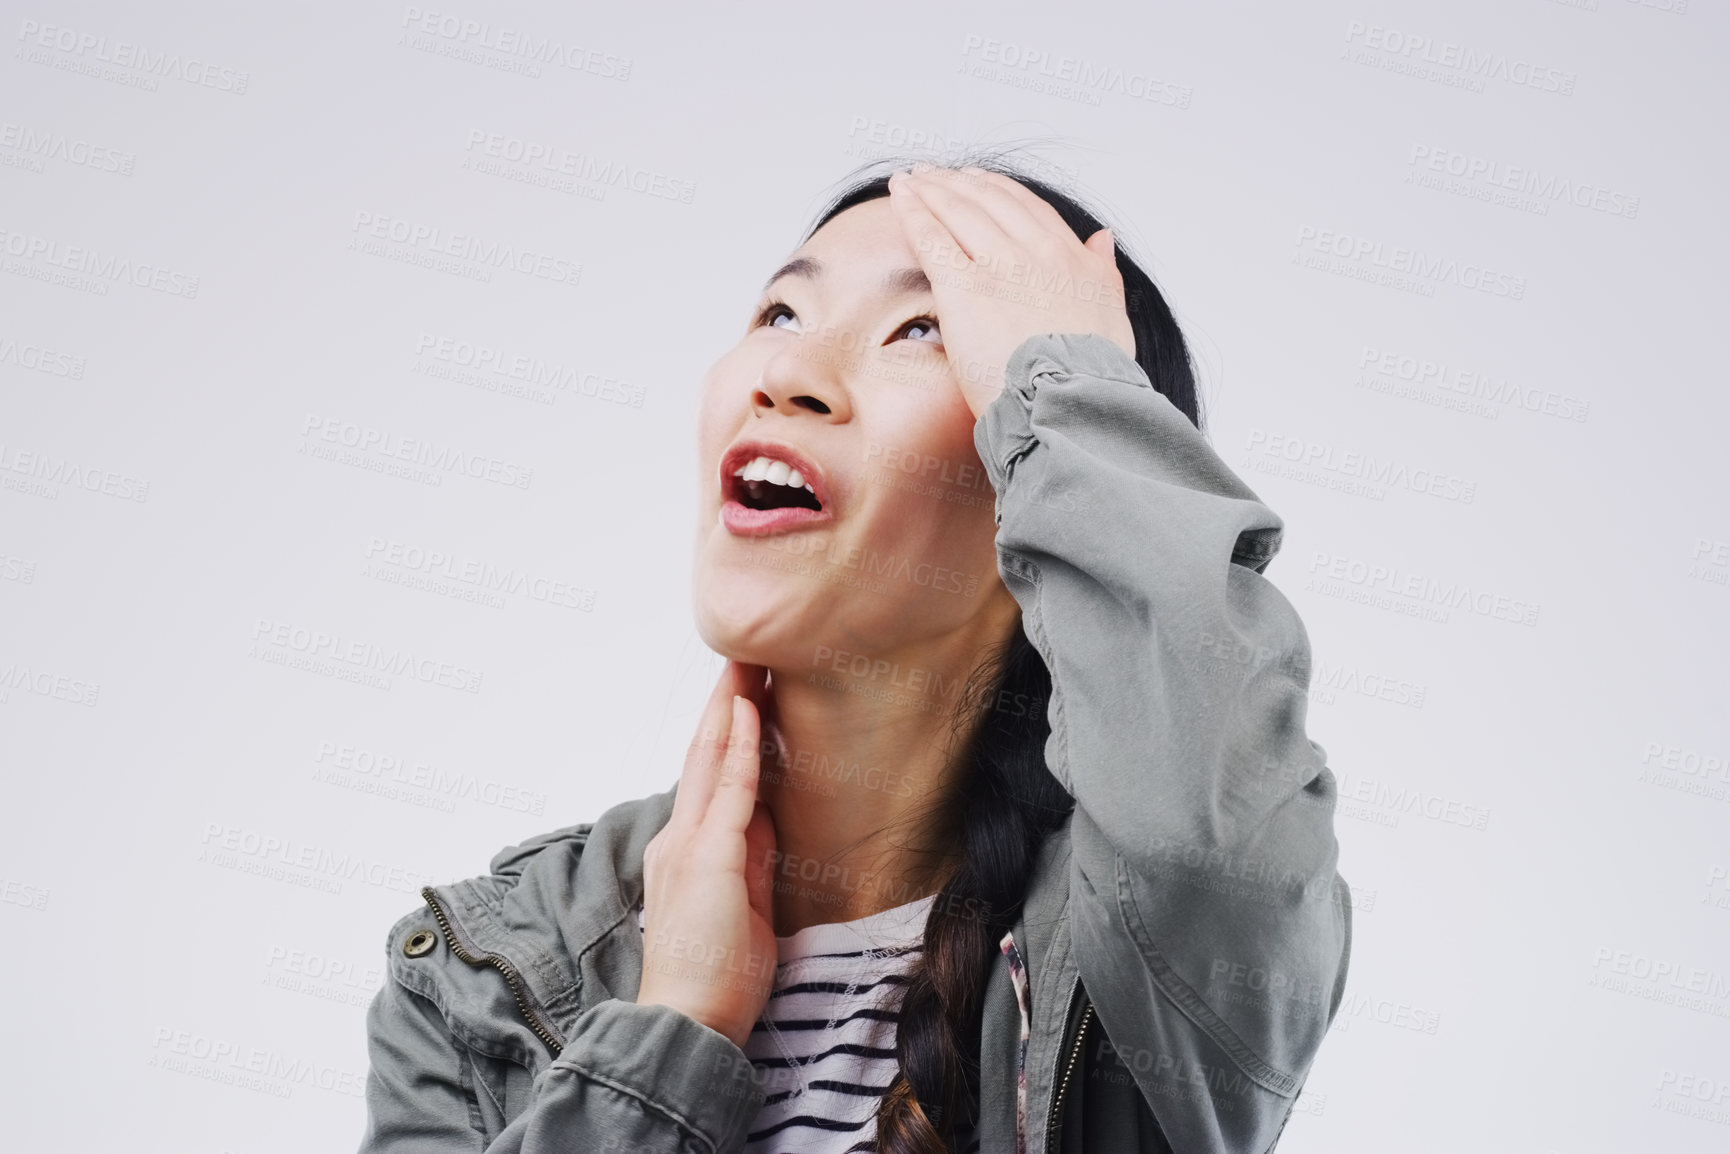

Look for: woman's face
[693,195,1016,669]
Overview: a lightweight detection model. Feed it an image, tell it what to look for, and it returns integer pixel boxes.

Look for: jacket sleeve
[974,333,1352,1153]
[359,964,766,1153]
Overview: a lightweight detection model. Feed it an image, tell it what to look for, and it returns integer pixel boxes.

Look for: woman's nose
[751,346,852,422]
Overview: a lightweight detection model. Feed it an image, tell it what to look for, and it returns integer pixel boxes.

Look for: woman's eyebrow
[761,256,821,294]
[880,266,931,298]
[760,258,932,299]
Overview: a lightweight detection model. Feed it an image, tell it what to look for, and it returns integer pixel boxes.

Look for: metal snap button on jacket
[403,929,438,958]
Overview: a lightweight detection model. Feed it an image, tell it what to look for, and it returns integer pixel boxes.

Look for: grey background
[2,1,1726,1149]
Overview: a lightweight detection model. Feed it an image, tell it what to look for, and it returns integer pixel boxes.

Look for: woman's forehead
[798,198,914,267]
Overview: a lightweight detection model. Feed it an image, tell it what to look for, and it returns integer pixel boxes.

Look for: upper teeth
[734,455,813,493]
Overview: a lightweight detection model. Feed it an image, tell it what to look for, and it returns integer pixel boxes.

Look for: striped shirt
[636,892,978,1153]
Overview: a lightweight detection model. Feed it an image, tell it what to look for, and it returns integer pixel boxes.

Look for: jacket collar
[428,787,1082,1153]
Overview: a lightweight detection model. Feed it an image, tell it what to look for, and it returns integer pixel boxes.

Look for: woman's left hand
[887,163,1137,420]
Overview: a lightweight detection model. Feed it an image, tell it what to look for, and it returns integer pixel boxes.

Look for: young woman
[358,157,1352,1154]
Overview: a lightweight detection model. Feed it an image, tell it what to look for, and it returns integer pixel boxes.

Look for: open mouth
[718,444,834,537]
[731,456,823,513]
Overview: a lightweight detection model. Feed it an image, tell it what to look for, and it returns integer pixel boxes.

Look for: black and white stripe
[637,893,968,1154]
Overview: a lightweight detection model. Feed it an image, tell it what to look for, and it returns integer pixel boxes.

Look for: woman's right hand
[636,660,780,1050]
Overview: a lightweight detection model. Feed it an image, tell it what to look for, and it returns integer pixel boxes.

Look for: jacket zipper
[1044,978,1095,1154]
[420,885,567,1055]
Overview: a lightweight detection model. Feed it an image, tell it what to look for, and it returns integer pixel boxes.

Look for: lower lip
[720,499,832,537]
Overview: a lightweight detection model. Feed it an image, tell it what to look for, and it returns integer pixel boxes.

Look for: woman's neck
[756,643,994,937]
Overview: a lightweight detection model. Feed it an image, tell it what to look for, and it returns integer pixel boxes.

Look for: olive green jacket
[358,332,1352,1153]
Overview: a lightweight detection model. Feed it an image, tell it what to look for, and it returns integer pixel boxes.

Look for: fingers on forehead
[904,175,1005,252]
[935,164,1031,204]
[922,164,1071,239]
[891,181,964,253]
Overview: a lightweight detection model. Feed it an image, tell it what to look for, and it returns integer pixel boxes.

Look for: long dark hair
[795,153,1205,1154]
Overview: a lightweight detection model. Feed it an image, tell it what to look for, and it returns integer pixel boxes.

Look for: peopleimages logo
[1407,145,1639,220]
[148,1026,364,1100]
[1307,551,1541,627]
[198,822,436,898]
[0,225,200,298]
[1245,428,1478,503]
[300,414,533,490]
[248,617,484,694]
[1589,947,1730,1001]
[312,740,549,815]
[0,333,86,378]
[364,536,596,612]
[0,119,135,175]
[957,34,1193,109]
[0,442,149,502]
[348,210,582,287]
[1342,20,1577,95]
[1356,346,1590,423]
[0,659,101,706]
[1332,769,1491,831]
[15,19,251,93]
[463,130,695,203]
[1294,225,1526,300]
[398,7,632,79]
[413,333,645,408]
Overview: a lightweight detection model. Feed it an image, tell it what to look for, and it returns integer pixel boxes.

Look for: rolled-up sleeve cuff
[974,332,1153,516]
[552,999,764,1148]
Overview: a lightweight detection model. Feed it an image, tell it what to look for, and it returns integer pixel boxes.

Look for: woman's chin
[693,562,943,671]
[692,586,816,670]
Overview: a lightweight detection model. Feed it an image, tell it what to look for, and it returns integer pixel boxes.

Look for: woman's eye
[754,302,937,345]
[896,317,943,346]
[755,301,801,332]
